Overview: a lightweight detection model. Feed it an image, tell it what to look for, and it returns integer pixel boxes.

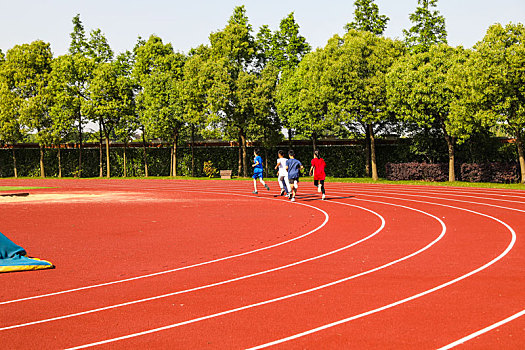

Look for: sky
[0,0,524,56]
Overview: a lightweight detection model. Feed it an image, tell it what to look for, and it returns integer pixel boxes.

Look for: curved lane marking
[0,201,384,331]
[246,196,517,349]
[62,198,447,350]
[438,309,525,349]
[0,190,329,305]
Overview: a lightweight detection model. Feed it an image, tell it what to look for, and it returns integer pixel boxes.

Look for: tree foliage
[345,0,390,35]
[469,23,525,183]
[403,0,447,53]
[387,44,469,181]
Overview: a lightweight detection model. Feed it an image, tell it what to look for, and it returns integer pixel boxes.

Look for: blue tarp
[0,231,53,273]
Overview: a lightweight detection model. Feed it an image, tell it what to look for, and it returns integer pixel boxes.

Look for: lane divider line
[0,201,383,332]
[247,198,517,349]
[62,199,446,349]
[0,190,328,305]
[438,309,525,349]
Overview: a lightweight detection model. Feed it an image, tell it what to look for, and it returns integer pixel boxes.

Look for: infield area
[1,179,524,349]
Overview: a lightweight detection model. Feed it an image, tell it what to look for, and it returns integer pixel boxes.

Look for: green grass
[322,177,525,190]
[0,186,48,191]
[1,176,523,190]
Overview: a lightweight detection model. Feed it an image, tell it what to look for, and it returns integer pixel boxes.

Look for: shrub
[461,163,518,183]
[385,162,448,182]
[203,160,218,178]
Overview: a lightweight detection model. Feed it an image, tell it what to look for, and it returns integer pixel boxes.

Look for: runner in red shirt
[309,150,326,200]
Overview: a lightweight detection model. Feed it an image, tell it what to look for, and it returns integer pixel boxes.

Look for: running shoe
[265,184,270,191]
[252,191,258,194]
[322,194,326,200]
[280,189,285,196]
[291,197,295,202]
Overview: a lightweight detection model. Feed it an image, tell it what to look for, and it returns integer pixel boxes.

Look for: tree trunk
[288,128,293,148]
[169,147,173,177]
[240,130,248,178]
[365,123,371,177]
[369,124,379,181]
[105,135,111,178]
[77,113,83,177]
[238,136,242,176]
[39,144,45,178]
[12,147,18,178]
[516,130,525,184]
[172,129,179,177]
[123,142,127,177]
[312,134,317,154]
[443,133,456,182]
[57,147,62,178]
[99,120,104,178]
[141,127,149,177]
[191,125,195,177]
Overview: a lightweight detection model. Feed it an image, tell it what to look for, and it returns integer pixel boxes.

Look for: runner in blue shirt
[252,148,270,194]
[286,150,304,202]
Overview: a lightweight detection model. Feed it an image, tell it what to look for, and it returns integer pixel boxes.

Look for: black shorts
[314,179,325,186]
[289,177,299,183]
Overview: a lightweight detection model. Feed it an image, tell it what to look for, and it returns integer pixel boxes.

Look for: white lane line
[328,184,525,205]
[0,201,383,331]
[328,189,525,215]
[0,190,328,305]
[325,182,525,198]
[438,309,525,349]
[247,199,517,349]
[63,199,446,349]
[147,181,525,204]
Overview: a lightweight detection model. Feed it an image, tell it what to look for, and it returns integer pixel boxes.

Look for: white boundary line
[63,198,447,349]
[0,201,385,331]
[4,181,520,349]
[246,198,517,349]
[171,184,522,350]
[0,189,328,305]
[438,309,525,349]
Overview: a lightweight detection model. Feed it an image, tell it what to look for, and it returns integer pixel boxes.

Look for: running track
[0,179,524,349]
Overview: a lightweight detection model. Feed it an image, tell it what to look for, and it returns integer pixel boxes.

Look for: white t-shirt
[277,158,288,176]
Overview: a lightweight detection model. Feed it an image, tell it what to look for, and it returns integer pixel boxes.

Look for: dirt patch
[0,192,159,204]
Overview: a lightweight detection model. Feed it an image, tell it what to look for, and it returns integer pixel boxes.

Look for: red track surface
[0,179,524,349]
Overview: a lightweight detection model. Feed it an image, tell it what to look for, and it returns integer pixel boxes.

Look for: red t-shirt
[311,158,326,180]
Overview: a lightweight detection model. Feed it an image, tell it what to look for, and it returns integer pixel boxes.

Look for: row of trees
[1,0,524,183]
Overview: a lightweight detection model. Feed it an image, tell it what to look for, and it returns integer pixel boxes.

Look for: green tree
[268,13,311,72]
[263,12,311,143]
[403,0,447,53]
[87,29,114,63]
[113,51,138,177]
[49,52,93,177]
[345,0,390,35]
[64,14,96,176]
[343,0,390,176]
[181,45,215,176]
[387,44,469,181]
[86,53,134,178]
[133,35,186,176]
[331,30,404,180]
[470,23,525,183]
[276,46,335,153]
[2,41,53,177]
[0,69,23,177]
[207,6,259,177]
[48,57,77,178]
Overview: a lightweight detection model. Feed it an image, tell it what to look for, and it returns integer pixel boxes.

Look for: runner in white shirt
[275,150,292,197]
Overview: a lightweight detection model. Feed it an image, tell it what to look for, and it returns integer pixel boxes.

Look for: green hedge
[0,138,518,179]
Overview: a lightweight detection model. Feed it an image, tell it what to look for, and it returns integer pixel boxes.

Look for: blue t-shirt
[254,155,263,173]
[286,158,302,179]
